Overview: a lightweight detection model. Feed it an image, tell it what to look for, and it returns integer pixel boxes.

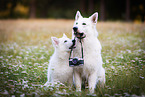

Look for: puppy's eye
[76,22,78,25]
[64,40,67,43]
[82,23,86,25]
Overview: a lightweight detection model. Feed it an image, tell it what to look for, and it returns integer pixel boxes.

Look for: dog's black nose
[80,33,84,36]
[73,27,78,32]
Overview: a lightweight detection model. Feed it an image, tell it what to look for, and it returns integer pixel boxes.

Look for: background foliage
[0,0,145,21]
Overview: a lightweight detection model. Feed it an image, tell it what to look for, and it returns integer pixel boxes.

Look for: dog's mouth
[74,31,86,39]
[73,27,86,39]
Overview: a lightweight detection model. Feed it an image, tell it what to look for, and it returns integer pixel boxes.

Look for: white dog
[44,34,73,86]
[72,11,105,93]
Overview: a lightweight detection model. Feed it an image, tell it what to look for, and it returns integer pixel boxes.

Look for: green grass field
[0,19,145,96]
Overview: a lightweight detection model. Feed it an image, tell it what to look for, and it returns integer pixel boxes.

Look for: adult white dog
[44,34,73,86]
[72,11,105,93]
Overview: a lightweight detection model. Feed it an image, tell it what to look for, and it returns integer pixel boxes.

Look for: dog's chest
[73,38,102,74]
[75,63,97,76]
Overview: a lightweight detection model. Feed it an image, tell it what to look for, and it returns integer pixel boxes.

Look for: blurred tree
[131,0,145,22]
[0,0,18,18]
[126,0,130,21]
[0,0,144,21]
[9,0,18,18]
[88,0,94,14]
[29,0,36,18]
[37,0,53,18]
[0,0,9,18]
[100,0,105,21]
[80,0,86,14]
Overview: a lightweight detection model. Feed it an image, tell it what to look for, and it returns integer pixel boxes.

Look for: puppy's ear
[63,33,67,38]
[89,12,98,23]
[75,11,83,20]
[51,37,59,47]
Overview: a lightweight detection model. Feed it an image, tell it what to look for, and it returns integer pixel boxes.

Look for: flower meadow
[0,20,145,97]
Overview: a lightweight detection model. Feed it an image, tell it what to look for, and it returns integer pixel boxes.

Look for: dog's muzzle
[73,27,86,39]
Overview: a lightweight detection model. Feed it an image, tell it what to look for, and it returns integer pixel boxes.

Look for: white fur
[72,11,105,93]
[44,34,73,86]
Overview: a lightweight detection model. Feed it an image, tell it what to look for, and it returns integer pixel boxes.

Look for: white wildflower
[126,49,131,53]
[0,56,3,58]
[20,93,25,97]
[111,66,115,69]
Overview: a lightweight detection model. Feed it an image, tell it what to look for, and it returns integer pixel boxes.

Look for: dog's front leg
[88,72,97,94]
[74,69,82,92]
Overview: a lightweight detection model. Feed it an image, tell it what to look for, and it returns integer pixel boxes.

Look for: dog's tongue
[74,32,86,39]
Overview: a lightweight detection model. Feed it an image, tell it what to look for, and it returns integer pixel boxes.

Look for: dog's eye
[82,23,86,25]
[64,40,67,43]
[76,22,78,25]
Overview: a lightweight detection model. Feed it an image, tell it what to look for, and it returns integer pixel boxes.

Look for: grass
[0,19,145,96]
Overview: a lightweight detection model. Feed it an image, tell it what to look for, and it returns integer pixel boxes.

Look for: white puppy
[44,34,73,86]
[72,11,105,94]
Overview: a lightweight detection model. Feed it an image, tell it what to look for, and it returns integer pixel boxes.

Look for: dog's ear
[63,33,67,38]
[89,12,98,23]
[75,11,83,20]
[51,37,59,47]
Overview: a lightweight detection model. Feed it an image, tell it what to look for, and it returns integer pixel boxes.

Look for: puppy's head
[51,34,72,52]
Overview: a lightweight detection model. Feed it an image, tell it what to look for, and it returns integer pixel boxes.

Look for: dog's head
[72,11,98,39]
[51,34,73,52]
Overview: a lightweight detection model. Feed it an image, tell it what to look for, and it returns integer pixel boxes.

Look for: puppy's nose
[73,27,78,32]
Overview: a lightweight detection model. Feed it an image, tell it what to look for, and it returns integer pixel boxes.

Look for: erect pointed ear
[51,37,59,47]
[75,11,83,20]
[63,33,67,38]
[89,12,98,23]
